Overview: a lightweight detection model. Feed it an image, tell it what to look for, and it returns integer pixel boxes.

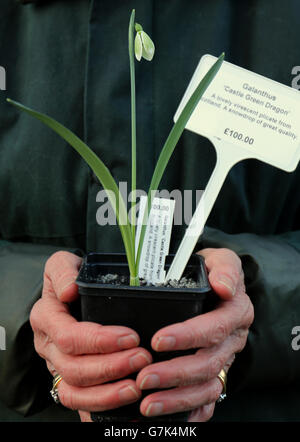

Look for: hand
[30,251,152,421]
[136,248,254,421]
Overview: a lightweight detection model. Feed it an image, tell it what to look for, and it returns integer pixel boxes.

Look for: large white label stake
[166,55,300,282]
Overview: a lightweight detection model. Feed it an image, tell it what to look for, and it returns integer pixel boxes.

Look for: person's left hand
[136,248,254,421]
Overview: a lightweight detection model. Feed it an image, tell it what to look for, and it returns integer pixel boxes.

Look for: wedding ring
[216,368,227,403]
[50,374,63,404]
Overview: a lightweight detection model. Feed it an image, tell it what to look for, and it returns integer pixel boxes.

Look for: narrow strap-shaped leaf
[7,98,135,276]
[135,53,225,269]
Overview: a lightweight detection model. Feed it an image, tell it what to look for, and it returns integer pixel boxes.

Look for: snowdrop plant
[7,9,224,286]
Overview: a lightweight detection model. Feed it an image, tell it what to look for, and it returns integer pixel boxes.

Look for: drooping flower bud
[134,23,155,61]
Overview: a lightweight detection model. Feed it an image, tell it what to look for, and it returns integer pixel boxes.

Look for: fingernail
[218,275,236,296]
[129,352,151,371]
[145,402,164,417]
[154,336,176,351]
[118,385,139,403]
[118,334,139,349]
[140,374,160,390]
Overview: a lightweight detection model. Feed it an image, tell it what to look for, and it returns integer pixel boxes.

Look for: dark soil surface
[97,273,201,288]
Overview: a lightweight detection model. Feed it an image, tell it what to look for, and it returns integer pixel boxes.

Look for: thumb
[44,251,82,303]
[197,248,242,301]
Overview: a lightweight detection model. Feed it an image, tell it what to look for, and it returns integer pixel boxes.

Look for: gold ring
[50,374,63,404]
[216,368,227,403]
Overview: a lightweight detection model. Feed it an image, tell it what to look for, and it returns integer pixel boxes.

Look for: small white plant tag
[136,196,175,284]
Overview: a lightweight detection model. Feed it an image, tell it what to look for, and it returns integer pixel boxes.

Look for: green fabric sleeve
[0,241,82,416]
[201,227,300,392]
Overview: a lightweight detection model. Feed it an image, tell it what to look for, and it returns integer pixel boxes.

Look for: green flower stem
[128,9,138,283]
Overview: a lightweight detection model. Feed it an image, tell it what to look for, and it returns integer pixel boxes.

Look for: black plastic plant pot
[76,252,216,422]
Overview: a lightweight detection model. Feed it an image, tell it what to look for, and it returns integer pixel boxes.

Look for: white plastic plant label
[136,196,175,284]
[175,54,300,172]
[166,55,300,282]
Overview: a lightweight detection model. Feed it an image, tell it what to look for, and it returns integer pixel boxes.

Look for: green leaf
[135,53,225,269]
[6,98,136,277]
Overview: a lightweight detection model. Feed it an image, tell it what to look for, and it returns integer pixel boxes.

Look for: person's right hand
[30,251,152,421]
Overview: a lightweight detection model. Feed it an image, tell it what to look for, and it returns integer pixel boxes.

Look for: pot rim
[76,252,212,300]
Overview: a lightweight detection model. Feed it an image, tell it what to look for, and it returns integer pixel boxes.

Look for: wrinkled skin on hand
[30,248,254,422]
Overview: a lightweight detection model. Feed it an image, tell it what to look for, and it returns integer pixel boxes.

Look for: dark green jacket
[0,0,299,421]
